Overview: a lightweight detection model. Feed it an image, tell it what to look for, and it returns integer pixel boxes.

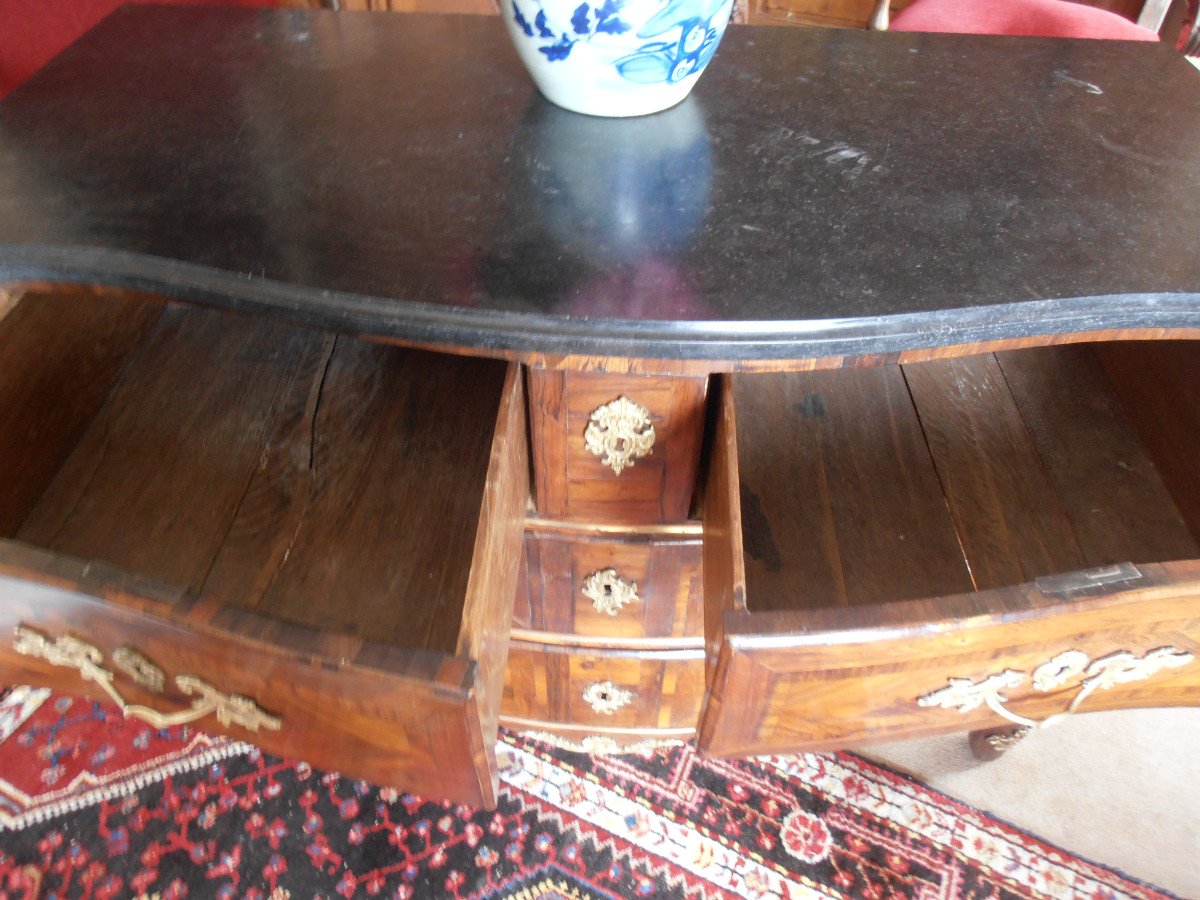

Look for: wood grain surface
[528,369,708,524]
[521,532,703,641]
[1094,340,1200,545]
[0,298,525,807]
[701,344,1200,755]
[0,543,495,805]
[0,291,163,537]
[702,561,1200,755]
[17,306,321,591]
[502,640,706,730]
[454,363,529,786]
[731,366,973,611]
[995,345,1198,568]
[903,352,1089,589]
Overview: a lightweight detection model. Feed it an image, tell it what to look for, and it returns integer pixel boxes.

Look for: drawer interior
[0,289,515,657]
[730,343,1200,615]
[699,342,1200,757]
[0,288,529,805]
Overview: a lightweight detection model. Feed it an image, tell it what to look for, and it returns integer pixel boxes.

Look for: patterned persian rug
[0,688,1175,899]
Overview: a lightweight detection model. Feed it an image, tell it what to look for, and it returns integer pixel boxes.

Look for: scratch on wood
[1054,71,1103,94]
[276,334,338,571]
[240,333,338,601]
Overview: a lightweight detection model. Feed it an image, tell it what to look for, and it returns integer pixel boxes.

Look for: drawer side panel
[0,570,497,807]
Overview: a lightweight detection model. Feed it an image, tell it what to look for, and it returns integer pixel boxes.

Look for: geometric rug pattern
[0,688,1177,898]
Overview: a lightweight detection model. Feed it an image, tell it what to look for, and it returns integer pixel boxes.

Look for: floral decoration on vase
[502,0,734,117]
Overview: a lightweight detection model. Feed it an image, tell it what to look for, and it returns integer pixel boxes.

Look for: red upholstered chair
[872,0,1199,57]
[0,0,289,100]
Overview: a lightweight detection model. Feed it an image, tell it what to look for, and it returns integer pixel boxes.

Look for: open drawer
[700,344,1200,757]
[0,290,527,807]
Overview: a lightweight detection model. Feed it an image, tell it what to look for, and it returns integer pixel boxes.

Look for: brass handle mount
[14,624,282,733]
[917,646,1194,728]
[521,730,682,756]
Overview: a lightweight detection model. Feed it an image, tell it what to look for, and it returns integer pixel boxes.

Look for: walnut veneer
[3,8,1200,804]
[701,346,1200,755]
[0,291,527,807]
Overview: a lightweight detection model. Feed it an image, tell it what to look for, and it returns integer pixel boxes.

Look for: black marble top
[2,6,1199,359]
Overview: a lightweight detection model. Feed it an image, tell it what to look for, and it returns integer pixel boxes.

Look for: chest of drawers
[2,8,1200,806]
[503,370,710,750]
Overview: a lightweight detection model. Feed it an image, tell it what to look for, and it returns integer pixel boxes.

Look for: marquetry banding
[519,730,685,755]
[507,628,705,652]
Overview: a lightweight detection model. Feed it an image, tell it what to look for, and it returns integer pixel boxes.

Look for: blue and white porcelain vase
[501,0,735,117]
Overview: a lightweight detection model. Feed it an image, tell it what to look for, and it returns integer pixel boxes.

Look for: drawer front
[0,304,531,809]
[0,571,499,805]
[502,719,694,755]
[698,372,1200,756]
[521,532,703,641]
[502,641,705,730]
[700,563,1200,756]
[528,370,708,524]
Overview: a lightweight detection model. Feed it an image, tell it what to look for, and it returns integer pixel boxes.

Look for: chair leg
[1137,0,1173,33]
[968,725,1032,761]
[869,0,891,29]
[1180,0,1200,57]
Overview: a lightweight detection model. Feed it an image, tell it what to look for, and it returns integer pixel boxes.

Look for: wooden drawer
[527,369,708,524]
[699,345,1200,757]
[516,529,704,644]
[0,292,528,807]
[502,720,695,755]
[501,640,705,730]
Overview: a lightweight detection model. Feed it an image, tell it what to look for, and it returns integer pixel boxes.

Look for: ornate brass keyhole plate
[581,568,640,616]
[583,680,634,715]
[584,396,655,475]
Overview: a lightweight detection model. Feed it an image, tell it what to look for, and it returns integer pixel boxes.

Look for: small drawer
[518,531,703,642]
[700,347,1200,757]
[0,295,529,807]
[527,369,708,524]
[502,719,694,755]
[502,640,705,730]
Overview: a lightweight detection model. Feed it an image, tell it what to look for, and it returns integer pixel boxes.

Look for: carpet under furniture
[0,688,1176,899]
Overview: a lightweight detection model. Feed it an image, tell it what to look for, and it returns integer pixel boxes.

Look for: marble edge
[3,244,1199,361]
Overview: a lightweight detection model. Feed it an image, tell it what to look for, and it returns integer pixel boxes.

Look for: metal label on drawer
[1035,563,1142,597]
